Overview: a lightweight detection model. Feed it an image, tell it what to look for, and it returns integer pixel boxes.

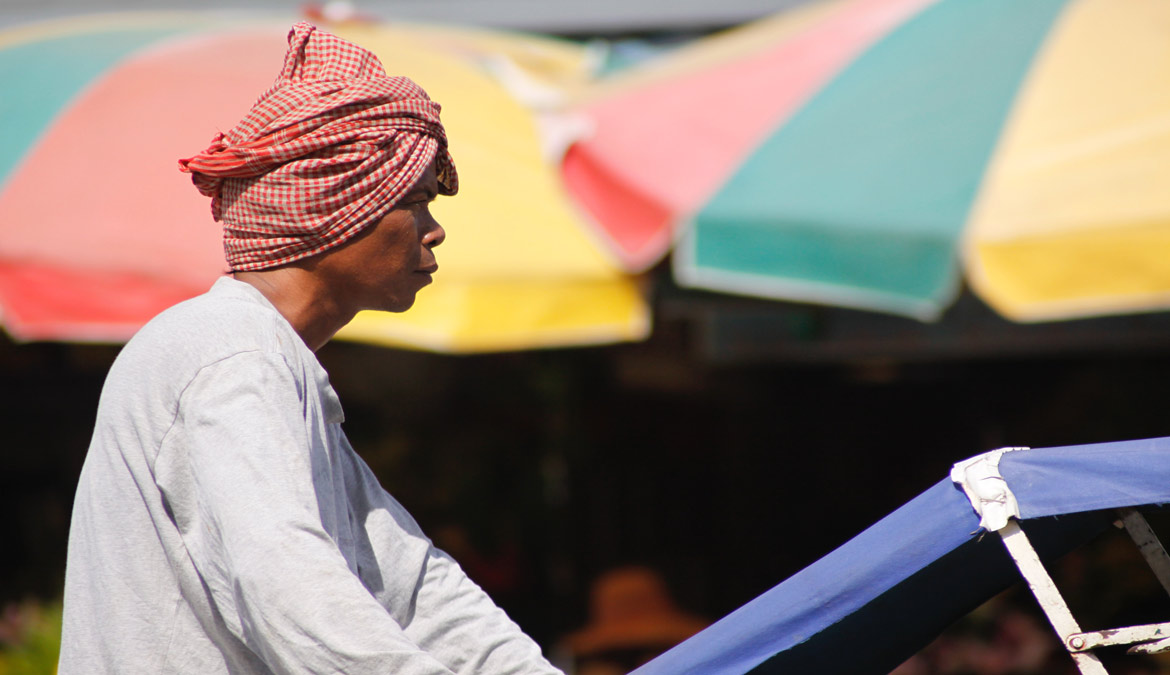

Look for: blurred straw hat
[565,566,709,656]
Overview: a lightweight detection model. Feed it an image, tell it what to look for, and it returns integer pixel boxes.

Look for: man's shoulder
[117,278,301,378]
[153,280,274,334]
[88,278,315,458]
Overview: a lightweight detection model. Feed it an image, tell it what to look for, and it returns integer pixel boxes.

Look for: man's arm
[155,351,455,675]
[342,447,563,674]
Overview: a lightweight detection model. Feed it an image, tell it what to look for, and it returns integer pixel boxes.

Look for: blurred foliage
[0,599,61,675]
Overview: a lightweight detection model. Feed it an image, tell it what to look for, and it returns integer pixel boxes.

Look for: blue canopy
[633,436,1170,675]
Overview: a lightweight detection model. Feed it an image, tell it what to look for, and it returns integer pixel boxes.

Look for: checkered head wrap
[179,22,458,271]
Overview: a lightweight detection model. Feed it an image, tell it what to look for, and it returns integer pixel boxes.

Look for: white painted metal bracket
[951,449,1170,674]
[1116,508,1170,597]
[999,511,1170,673]
[998,520,1109,674]
[1063,621,1170,653]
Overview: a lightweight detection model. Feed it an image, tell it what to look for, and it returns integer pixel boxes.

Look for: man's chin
[385,293,418,314]
[364,285,425,314]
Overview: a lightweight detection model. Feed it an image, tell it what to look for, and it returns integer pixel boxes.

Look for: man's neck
[232,269,354,352]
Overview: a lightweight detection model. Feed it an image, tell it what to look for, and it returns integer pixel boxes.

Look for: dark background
[8,273,1170,654]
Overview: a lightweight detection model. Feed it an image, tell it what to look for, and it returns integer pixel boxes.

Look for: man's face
[320,162,445,313]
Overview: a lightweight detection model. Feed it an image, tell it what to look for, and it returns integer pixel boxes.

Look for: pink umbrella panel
[0,15,649,351]
[559,0,1170,323]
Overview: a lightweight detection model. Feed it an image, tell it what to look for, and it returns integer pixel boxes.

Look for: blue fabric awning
[634,437,1170,674]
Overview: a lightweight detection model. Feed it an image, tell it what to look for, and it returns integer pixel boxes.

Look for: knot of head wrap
[178,22,458,272]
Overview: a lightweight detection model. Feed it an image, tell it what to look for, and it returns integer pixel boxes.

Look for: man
[59,22,561,674]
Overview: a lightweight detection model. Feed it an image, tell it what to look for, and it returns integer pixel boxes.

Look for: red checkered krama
[178,22,458,272]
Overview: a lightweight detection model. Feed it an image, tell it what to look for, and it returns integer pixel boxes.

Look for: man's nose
[423,220,445,249]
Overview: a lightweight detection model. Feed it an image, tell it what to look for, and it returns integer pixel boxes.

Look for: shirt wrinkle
[60,277,560,675]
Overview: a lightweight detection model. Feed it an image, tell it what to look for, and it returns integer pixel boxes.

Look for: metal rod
[1067,622,1170,651]
[1117,508,1170,597]
[1127,637,1170,655]
[999,520,1109,675]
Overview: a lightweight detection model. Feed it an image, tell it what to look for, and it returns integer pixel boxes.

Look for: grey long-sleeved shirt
[59,277,560,674]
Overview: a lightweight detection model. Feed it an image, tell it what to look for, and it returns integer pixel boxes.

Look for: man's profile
[58,22,560,674]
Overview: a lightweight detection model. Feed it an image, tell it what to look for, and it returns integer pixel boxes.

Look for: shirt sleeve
[155,351,455,675]
[342,444,564,674]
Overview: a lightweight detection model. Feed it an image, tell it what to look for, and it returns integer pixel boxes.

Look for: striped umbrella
[561,0,1170,322]
[0,12,648,352]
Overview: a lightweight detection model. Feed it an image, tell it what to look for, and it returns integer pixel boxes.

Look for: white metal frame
[997,508,1170,674]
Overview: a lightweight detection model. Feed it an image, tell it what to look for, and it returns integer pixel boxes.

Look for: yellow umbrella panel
[327,23,649,351]
[963,0,1170,322]
[0,14,647,352]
